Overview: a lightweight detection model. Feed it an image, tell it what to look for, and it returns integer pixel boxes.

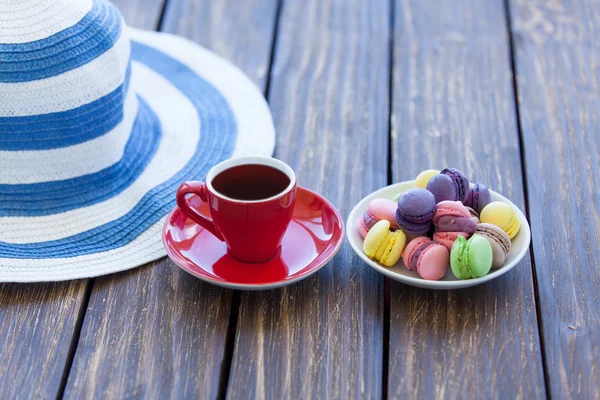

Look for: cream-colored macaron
[414,169,440,189]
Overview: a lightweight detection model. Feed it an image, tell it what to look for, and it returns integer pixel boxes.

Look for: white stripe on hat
[0,62,199,244]
[0,0,91,44]
[129,29,275,158]
[0,90,137,184]
[0,219,166,281]
[0,25,129,116]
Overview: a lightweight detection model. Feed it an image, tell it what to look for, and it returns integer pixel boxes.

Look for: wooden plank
[161,0,279,87]
[0,281,87,399]
[64,263,232,398]
[507,0,600,397]
[225,1,390,398]
[388,0,546,398]
[112,0,166,30]
[63,0,280,398]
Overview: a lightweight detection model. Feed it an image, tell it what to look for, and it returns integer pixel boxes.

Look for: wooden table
[1,0,599,398]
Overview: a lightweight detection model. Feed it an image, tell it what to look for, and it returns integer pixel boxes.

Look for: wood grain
[0,281,86,399]
[388,0,546,398]
[63,0,280,398]
[225,0,390,398]
[64,262,232,398]
[161,0,280,87]
[507,0,600,397]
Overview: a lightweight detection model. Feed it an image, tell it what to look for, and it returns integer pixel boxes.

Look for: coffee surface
[212,164,290,201]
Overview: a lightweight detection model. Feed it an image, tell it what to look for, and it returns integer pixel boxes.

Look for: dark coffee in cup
[211,164,290,201]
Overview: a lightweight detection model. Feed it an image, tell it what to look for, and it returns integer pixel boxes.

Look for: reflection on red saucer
[162,187,344,290]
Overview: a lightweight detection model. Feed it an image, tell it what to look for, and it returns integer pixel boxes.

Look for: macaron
[433,201,477,233]
[414,169,440,188]
[432,200,476,250]
[359,198,399,238]
[450,234,493,279]
[433,231,470,250]
[402,236,449,280]
[476,223,511,269]
[396,188,436,235]
[426,174,457,203]
[363,220,407,267]
[480,201,520,239]
[440,168,470,202]
[465,207,480,223]
[464,183,492,213]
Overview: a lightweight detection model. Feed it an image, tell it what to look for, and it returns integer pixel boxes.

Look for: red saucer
[162,186,345,290]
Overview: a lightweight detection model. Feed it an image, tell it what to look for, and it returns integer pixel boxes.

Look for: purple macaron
[426,174,457,203]
[464,183,492,213]
[440,168,470,203]
[396,188,436,235]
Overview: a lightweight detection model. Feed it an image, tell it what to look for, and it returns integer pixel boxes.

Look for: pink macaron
[432,201,475,249]
[433,231,470,250]
[402,236,449,280]
[359,198,399,238]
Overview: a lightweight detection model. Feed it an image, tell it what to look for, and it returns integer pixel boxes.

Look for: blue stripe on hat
[0,96,160,217]
[0,0,121,83]
[0,62,131,151]
[0,41,237,258]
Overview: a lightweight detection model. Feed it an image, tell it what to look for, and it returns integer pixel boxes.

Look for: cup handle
[176,182,224,241]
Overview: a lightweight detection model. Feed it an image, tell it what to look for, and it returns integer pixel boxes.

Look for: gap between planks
[501,0,551,398]
[382,0,396,398]
[55,279,94,400]
[217,290,242,400]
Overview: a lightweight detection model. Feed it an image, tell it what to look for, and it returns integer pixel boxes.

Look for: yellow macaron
[480,201,520,239]
[414,169,440,189]
[363,220,407,267]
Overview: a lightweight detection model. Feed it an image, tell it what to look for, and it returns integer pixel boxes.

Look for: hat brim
[0,28,275,282]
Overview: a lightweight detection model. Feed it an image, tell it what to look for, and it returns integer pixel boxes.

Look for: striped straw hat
[0,0,275,282]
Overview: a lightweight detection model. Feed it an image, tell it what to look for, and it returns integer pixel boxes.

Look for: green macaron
[392,191,404,202]
[450,234,493,279]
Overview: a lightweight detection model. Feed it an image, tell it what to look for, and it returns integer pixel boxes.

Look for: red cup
[176,157,297,263]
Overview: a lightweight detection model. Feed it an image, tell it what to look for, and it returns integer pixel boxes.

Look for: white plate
[346,181,531,289]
